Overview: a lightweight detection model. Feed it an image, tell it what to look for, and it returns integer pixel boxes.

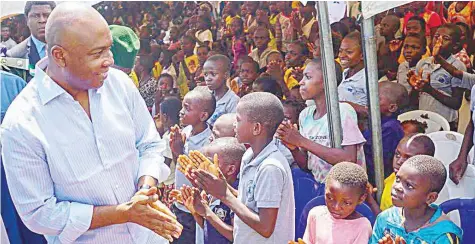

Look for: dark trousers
[171,204,196,244]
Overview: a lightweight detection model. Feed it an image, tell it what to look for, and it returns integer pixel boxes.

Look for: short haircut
[159,97,182,123]
[186,86,216,119]
[290,40,310,57]
[137,54,155,73]
[253,26,270,37]
[403,155,447,193]
[253,76,283,100]
[379,81,409,113]
[408,16,426,32]
[439,23,461,44]
[331,21,350,38]
[238,92,284,134]
[197,45,211,52]
[405,32,427,50]
[402,133,435,156]
[158,73,174,84]
[24,1,56,17]
[325,162,368,195]
[401,120,428,134]
[206,54,231,74]
[265,50,283,63]
[384,14,401,30]
[283,99,306,116]
[1,26,10,30]
[203,137,246,166]
[214,113,237,130]
[241,59,259,73]
[344,31,362,48]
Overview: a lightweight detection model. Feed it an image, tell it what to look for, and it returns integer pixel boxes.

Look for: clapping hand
[170,125,186,157]
[389,39,403,53]
[177,151,221,178]
[407,68,430,92]
[378,234,406,244]
[432,36,442,57]
[276,120,300,150]
[181,185,209,216]
[290,67,304,83]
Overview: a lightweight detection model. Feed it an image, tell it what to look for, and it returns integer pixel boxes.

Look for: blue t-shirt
[204,180,239,244]
[370,205,462,244]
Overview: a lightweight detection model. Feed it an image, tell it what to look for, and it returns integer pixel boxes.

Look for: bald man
[1,3,181,243]
[249,26,275,69]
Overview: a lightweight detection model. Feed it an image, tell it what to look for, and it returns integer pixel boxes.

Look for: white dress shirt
[1,58,170,243]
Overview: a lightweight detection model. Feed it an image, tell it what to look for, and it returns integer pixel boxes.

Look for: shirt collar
[35,58,67,105]
[242,139,280,167]
[187,125,212,145]
[342,68,365,81]
[216,89,233,105]
[31,35,46,52]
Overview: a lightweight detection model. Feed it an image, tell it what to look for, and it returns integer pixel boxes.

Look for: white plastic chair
[428,131,475,227]
[398,110,450,133]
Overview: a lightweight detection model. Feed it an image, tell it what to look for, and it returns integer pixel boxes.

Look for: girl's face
[159,77,173,92]
[230,19,243,36]
[283,105,298,125]
[267,53,285,69]
[325,178,366,219]
[299,63,324,100]
[338,37,363,69]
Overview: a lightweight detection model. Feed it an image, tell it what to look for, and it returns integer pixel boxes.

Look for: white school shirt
[338,68,368,106]
[397,61,416,93]
[0,59,170,243]
[208,89,240,126]
[234,141,295,243]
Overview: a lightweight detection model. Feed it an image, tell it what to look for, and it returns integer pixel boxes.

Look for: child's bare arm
[424,86,464,110]
[203,207,234,241]
[434,55,464,79]
[291,148,309,170]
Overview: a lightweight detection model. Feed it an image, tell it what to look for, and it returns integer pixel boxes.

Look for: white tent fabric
[361,1,411,19]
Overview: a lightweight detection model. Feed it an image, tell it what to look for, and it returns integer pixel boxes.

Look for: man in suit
[6,1,55,82]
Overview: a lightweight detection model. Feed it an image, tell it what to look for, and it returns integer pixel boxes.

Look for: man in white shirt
[1,3,181,243]
[0,26,17,50]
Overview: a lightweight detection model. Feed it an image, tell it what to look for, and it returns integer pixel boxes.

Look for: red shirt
[404,10,442,36]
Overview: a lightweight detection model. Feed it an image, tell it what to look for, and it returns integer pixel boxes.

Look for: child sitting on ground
[277,59,366,195]
[170,86,216,243]
[371,155,462,243]
[210,113,237,142]
[187,92,295,243]
[180,137,246,244]
[363,81,407,185]
[366,133,435,214]
[153,97,182,207]
[410,23,467,131]
[303,162,372,244]
[203,54,240,126]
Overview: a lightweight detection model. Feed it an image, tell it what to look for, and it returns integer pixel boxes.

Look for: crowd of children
[2,1,475,244]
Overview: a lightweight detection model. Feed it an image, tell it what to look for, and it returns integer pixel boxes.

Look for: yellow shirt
[284,65,306,90]
[152,61,163,80]
[129,71,139,88]
[269,14,278,26]
[177,55,199,98]
[380,172,396,211]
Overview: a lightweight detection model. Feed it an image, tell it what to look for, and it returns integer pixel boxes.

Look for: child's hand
[276,120,301,149]
[168,189,184,205]
[378,234,406,244]
[389,39,403,53]
[187,167,229,201]
[432,36,442,57]
[288,238,306,244]
[266,60,284,80]
[170,125,186,156]
[407,69,430,91]
[189,151,221,178]
[365,182,377,201]
[290,67,304,83]
[177,154,199,174]
[183,186,209,217]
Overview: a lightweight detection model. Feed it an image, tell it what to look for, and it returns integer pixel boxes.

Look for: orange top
[448,2,472,25]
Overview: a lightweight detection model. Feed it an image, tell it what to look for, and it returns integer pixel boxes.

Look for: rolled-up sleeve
[128,81,170,184]
[1,126,93,243]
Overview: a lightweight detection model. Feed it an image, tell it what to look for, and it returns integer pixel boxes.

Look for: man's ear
[389,104,399,113]
[252,122,262,136]
[51,45,67,67]
[200,111,210,122]
[426,192,438,205]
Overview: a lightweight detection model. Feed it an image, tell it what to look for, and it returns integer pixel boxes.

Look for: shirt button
[115,184,119,189]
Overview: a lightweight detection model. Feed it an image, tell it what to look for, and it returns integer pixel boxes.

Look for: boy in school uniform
[411,23,467,130]
[169,86,216,244]
[188,92,295,243]
[203,54,240,126]
[371,155,462,243]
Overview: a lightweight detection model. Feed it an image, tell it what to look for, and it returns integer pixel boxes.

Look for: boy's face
[235,104,254,143]
[392,164,437,209]
[285,43,305,68]
[393,139,429,173]
[159,77,173,92]
[325,178,366,219]
[240,62,259,85]
[406,20,423,35]
[403,36,425,66]
[299,63,324,100]
[180,96,204,126]
[197,47,209,65]
[203,60,227,91]
[253,29,270,50]
[338,37,363,70]
[283,105,298,125]
[378,87,397,116]
[432,27,456,55]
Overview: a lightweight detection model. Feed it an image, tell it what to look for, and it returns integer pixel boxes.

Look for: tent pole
[361,16,384,202]
[316,1,342,148]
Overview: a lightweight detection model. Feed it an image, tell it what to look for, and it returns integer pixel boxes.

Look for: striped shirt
[1,58,170,243]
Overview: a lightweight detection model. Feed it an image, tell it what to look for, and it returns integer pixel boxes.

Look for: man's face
[1,27,10,40]
[432,27,455,55]
[285,43,305,68]
[406,20,423,35]
[27,4,52,42]
[253,29,270,50]
[379,17,397,38]
[60,19,114,90]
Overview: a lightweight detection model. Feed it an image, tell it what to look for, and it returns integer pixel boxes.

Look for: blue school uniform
[370,204,462,244]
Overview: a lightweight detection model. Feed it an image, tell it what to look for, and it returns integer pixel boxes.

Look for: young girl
[303,162,372,244]
[230,18,248,72]
[193,15,213,53]
[154,97,182,207]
